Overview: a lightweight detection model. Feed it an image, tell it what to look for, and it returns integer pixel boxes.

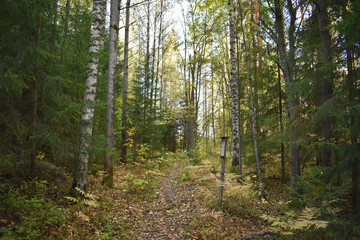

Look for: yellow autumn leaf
[76,212,90,222]
[307,133,318,138]
[65,196,79,203]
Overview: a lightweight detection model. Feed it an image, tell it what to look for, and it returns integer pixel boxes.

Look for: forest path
[126,163,201,239]
[110,155,270,239]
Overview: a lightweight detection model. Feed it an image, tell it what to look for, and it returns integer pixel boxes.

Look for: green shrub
[186,149,202,165]
[0,186,66,239]
[179,168,194,183]
[291,166,348,218]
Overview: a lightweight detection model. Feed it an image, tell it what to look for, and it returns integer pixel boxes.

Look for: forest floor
[62,152,286,239]
[1,152,288,239]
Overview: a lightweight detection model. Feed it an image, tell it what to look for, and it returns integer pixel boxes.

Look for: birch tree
[72,0,106,191]
[228,0,240,167]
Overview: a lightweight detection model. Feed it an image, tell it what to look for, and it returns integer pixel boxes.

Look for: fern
[76,212,90,222]
[85,193,99,200]
[75,187,86,197]
[291,207,329,230]
[262,207,329,235]
[83,199,99,208]
[65,196,79,203]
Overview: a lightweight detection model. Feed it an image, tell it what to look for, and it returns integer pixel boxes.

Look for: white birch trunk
[73,0,106,191]
[228,0,240,166]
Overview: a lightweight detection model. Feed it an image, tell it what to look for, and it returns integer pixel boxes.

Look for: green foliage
[0,0,101,173]
[186,149,202,165]
[290,166,348,218]
[221,196,260,218]
[145,155,171,169]
[262,207,329,237]
[122,171,154,197]
[324,218,360,240]
[179,168,194,183]
[0,182,66,239]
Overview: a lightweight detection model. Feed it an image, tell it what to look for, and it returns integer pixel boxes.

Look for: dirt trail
[114,159,271,239]
[128,164,200,239]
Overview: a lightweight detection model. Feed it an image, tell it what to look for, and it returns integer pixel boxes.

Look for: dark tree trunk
[274,0,301,190]
[239,0,264,198]
[104,0,121,187]
[120,0,131,163]
[314,0,334,168]
[345,35,360,216]
[278,66,285,181]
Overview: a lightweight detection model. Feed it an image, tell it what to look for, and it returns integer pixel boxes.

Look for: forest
[0,0,359,239]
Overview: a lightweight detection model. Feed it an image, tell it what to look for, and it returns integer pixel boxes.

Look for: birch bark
[228,0,240,167]
[72,0,106,191]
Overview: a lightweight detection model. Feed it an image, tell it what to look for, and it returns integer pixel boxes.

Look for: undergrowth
[1,151,359,239]
[0,180,66,239]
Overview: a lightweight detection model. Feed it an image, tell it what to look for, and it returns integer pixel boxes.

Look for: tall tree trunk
[154,0,164,119]
[121,0,131,163]
[61,0,70,63]
[222,78,227,137]
[278,65,285,181]
[239,1,264,198]
[254,0,263,69]
[30,23,42,178]
[189,53,196,150]
[235,26,243,177]
[150,3,157,117]
[314,0,334,168]
[211,63,216,149]
[104,0,121,187]
[345,35,359,215]
[72,0,106,192]
[274,0,301,190]
[204,74,209,152]
[183,13,189,150]
[144,0,151,118]
[228,0,240,167]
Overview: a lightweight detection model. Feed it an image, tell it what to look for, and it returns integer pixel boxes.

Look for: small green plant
[123,172,153,196]
[0,186,66,239]
[132,178,149,190]
[261,207,329,236]
[137,143,150,162]
[145,156,170,169]
[179,168,193,183]
[229,165,240,174]
[290,166,348,218]
[221,196,260,218]
[186,149,202,165]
